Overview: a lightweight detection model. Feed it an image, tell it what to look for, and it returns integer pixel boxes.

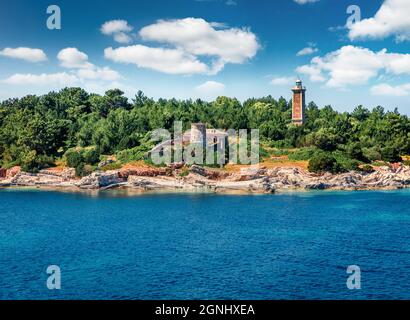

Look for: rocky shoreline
[1,164,410,194]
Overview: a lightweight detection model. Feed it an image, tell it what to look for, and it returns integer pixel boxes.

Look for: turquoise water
[0,188,409,300]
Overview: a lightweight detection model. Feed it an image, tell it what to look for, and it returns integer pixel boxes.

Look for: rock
[118,167,169,179]
[98,159,115,168]
[233,167,267,181]
[11,172,64,186]
[305,182,328,190]
[189,165,230,180]
[190,165,207,176]
[0,168,6,178]
[76,172,124,189]
[6,166,21,179]
[61,168,76,180]
[168,162,184,170]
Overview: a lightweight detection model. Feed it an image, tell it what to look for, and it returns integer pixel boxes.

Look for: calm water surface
[0,188,409,299]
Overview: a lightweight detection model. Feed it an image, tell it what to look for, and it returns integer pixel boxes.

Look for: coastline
[1,164,410,196]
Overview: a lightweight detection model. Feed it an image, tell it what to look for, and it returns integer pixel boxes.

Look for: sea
[0,188,409,300]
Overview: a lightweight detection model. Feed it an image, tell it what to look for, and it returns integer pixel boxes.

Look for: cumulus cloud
[105,18,260,75]
[101,20,133,43]
[297,44,319,56]
[270,76,295,86]
[3,47,121,89]
[296,65,325,82]
[296,45,410,88]
[105,45,208,75]
[349,0,410,41]
[57,47,121,81]
[195,81,225,99]
[3,68,121,87]
[57,48,94,69]
[294,0,319,4]
[0,47,47,62]
[371,83,410,96]
[3,72,79,86]
[77,67,121,81]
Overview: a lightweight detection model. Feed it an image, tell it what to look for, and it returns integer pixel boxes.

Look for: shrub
[372,161,388,167]
[65,150,84,168]
[178,168,189,177]
[75,163,85,177]
[308,152,340,173]
[361,164,375,173]
[288,147,319,161]
[270,148,291,157]
[362,147,381,162]
[83,148,100,165]
[346,142,367,162]
[332,151,360,171]
[116,146,147,163]
[20,151,54,173]
[381,146,402,163]
[100,162,122,171]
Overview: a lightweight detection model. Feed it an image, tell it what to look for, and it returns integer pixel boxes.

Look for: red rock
[0,168,6,178]
[6,166,21,179]
[119,167,169,179]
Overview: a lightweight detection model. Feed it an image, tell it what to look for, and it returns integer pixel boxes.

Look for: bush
[308,152,341,173]
[269,148,291,157]
[381,146,402,163]
[288,147,319,161]
[332,151,360,171]
[361,164,375,173]
[83,148,100,165]
[100,162,122,171]
[346,142,367,162]
[20,151,54,173]
[178,168,189,177]
[65,150,84,168]
[362,147,381,162]
[116,146,147,163]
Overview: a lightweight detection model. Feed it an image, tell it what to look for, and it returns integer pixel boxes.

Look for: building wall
[292,89,305,125]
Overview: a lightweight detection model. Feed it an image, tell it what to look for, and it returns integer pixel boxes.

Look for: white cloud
[297,45,319,56]
[270,76,294,86]
[3,47,121,89]
[139,18,259,65]
[195,81,225,99]
[104,45,209,75]
[0,47,47,62]
[77,67,121,81]
[3,72,79,86]
[349,0,410,41]
[297,45,410,88]
[371,83,410,96]
[101,20,133,44]
[105,18,260,75]
[57,47,121,81]
[57,48,94,69]
[294,0,319,4]
[296,65,325,82]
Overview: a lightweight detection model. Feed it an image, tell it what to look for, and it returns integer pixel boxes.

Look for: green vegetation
[0,87,409,174]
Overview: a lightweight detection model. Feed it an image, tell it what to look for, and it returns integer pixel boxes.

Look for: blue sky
[0,0,409,113]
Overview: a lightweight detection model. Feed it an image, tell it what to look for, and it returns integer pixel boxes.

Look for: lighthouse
[291,79,306,126]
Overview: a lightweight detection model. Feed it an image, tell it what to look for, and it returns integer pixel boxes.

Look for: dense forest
[0,87,409,175]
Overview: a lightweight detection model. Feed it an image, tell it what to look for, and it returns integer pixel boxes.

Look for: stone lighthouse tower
[291,78,306,126]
